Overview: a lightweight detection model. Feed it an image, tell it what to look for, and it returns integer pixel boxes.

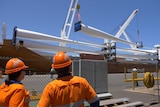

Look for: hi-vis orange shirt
[38,76,99,107]
[0,83,30,107]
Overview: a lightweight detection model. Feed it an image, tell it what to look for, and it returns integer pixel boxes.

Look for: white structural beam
[13,27,157,62]
[118,60,158,64]
[122,31,135,49]
[29,48,100,56]
[117,47,157,54]
[13,27,107,48]
[15,37,158,62]
[80,23,136,45]
[15,38,100,55]
[116,53,157,60]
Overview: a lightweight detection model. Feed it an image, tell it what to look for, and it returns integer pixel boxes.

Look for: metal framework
[60,0,79,47]
[7,0,158,64]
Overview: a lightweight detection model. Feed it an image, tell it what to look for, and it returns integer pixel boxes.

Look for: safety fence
[0,74,54,107]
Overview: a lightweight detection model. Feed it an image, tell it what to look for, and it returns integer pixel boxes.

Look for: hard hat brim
[5,65,28,74]
[52,60,72,69]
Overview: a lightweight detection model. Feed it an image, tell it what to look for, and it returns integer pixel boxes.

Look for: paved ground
[1,73,160,107]
[108,73,160,107]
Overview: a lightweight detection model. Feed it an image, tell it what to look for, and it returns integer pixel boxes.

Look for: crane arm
[115,9,138,38]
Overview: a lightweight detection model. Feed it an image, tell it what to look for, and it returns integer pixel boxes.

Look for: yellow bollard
[133,71,138,79]
[132,68,138,90]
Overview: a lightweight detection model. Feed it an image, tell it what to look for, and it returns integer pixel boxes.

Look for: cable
[75,4,81,22]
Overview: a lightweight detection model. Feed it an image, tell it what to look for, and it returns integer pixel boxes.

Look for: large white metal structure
[74,7,158,61]
[10,0,158,63]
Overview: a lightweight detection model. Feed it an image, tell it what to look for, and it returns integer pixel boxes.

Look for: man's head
[5,58,28,81]
[52,51,72,75]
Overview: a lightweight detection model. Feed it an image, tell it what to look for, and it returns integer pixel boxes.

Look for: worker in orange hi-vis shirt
[37,51,99,107]
[0,58,30,107]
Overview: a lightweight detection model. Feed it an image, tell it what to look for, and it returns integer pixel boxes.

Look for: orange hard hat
[5,58,28,74]
[52,51,72,69]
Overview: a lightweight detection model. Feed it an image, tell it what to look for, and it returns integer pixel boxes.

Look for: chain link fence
[0,74,56,106]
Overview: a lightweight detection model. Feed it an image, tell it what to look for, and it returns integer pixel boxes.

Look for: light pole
[154,44,160,103]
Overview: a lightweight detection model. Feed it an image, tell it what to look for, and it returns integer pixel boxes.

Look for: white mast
[1,22,6,45]
[60,0,79,47]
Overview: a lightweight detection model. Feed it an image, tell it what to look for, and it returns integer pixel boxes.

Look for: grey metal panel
[81,60,95,88]
[95,61,108,93]
[72,60,79,76]
[72,59,108,93]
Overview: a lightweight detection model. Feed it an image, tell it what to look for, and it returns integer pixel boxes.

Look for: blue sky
[0,0,160,52]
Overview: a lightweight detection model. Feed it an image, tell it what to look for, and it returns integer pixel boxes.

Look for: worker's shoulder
[10,83,25,90]
[0,84,25,94]
[71,76,89,84]
[47,76,88,87]
[0,83,25,89]
[73,76,87,81]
